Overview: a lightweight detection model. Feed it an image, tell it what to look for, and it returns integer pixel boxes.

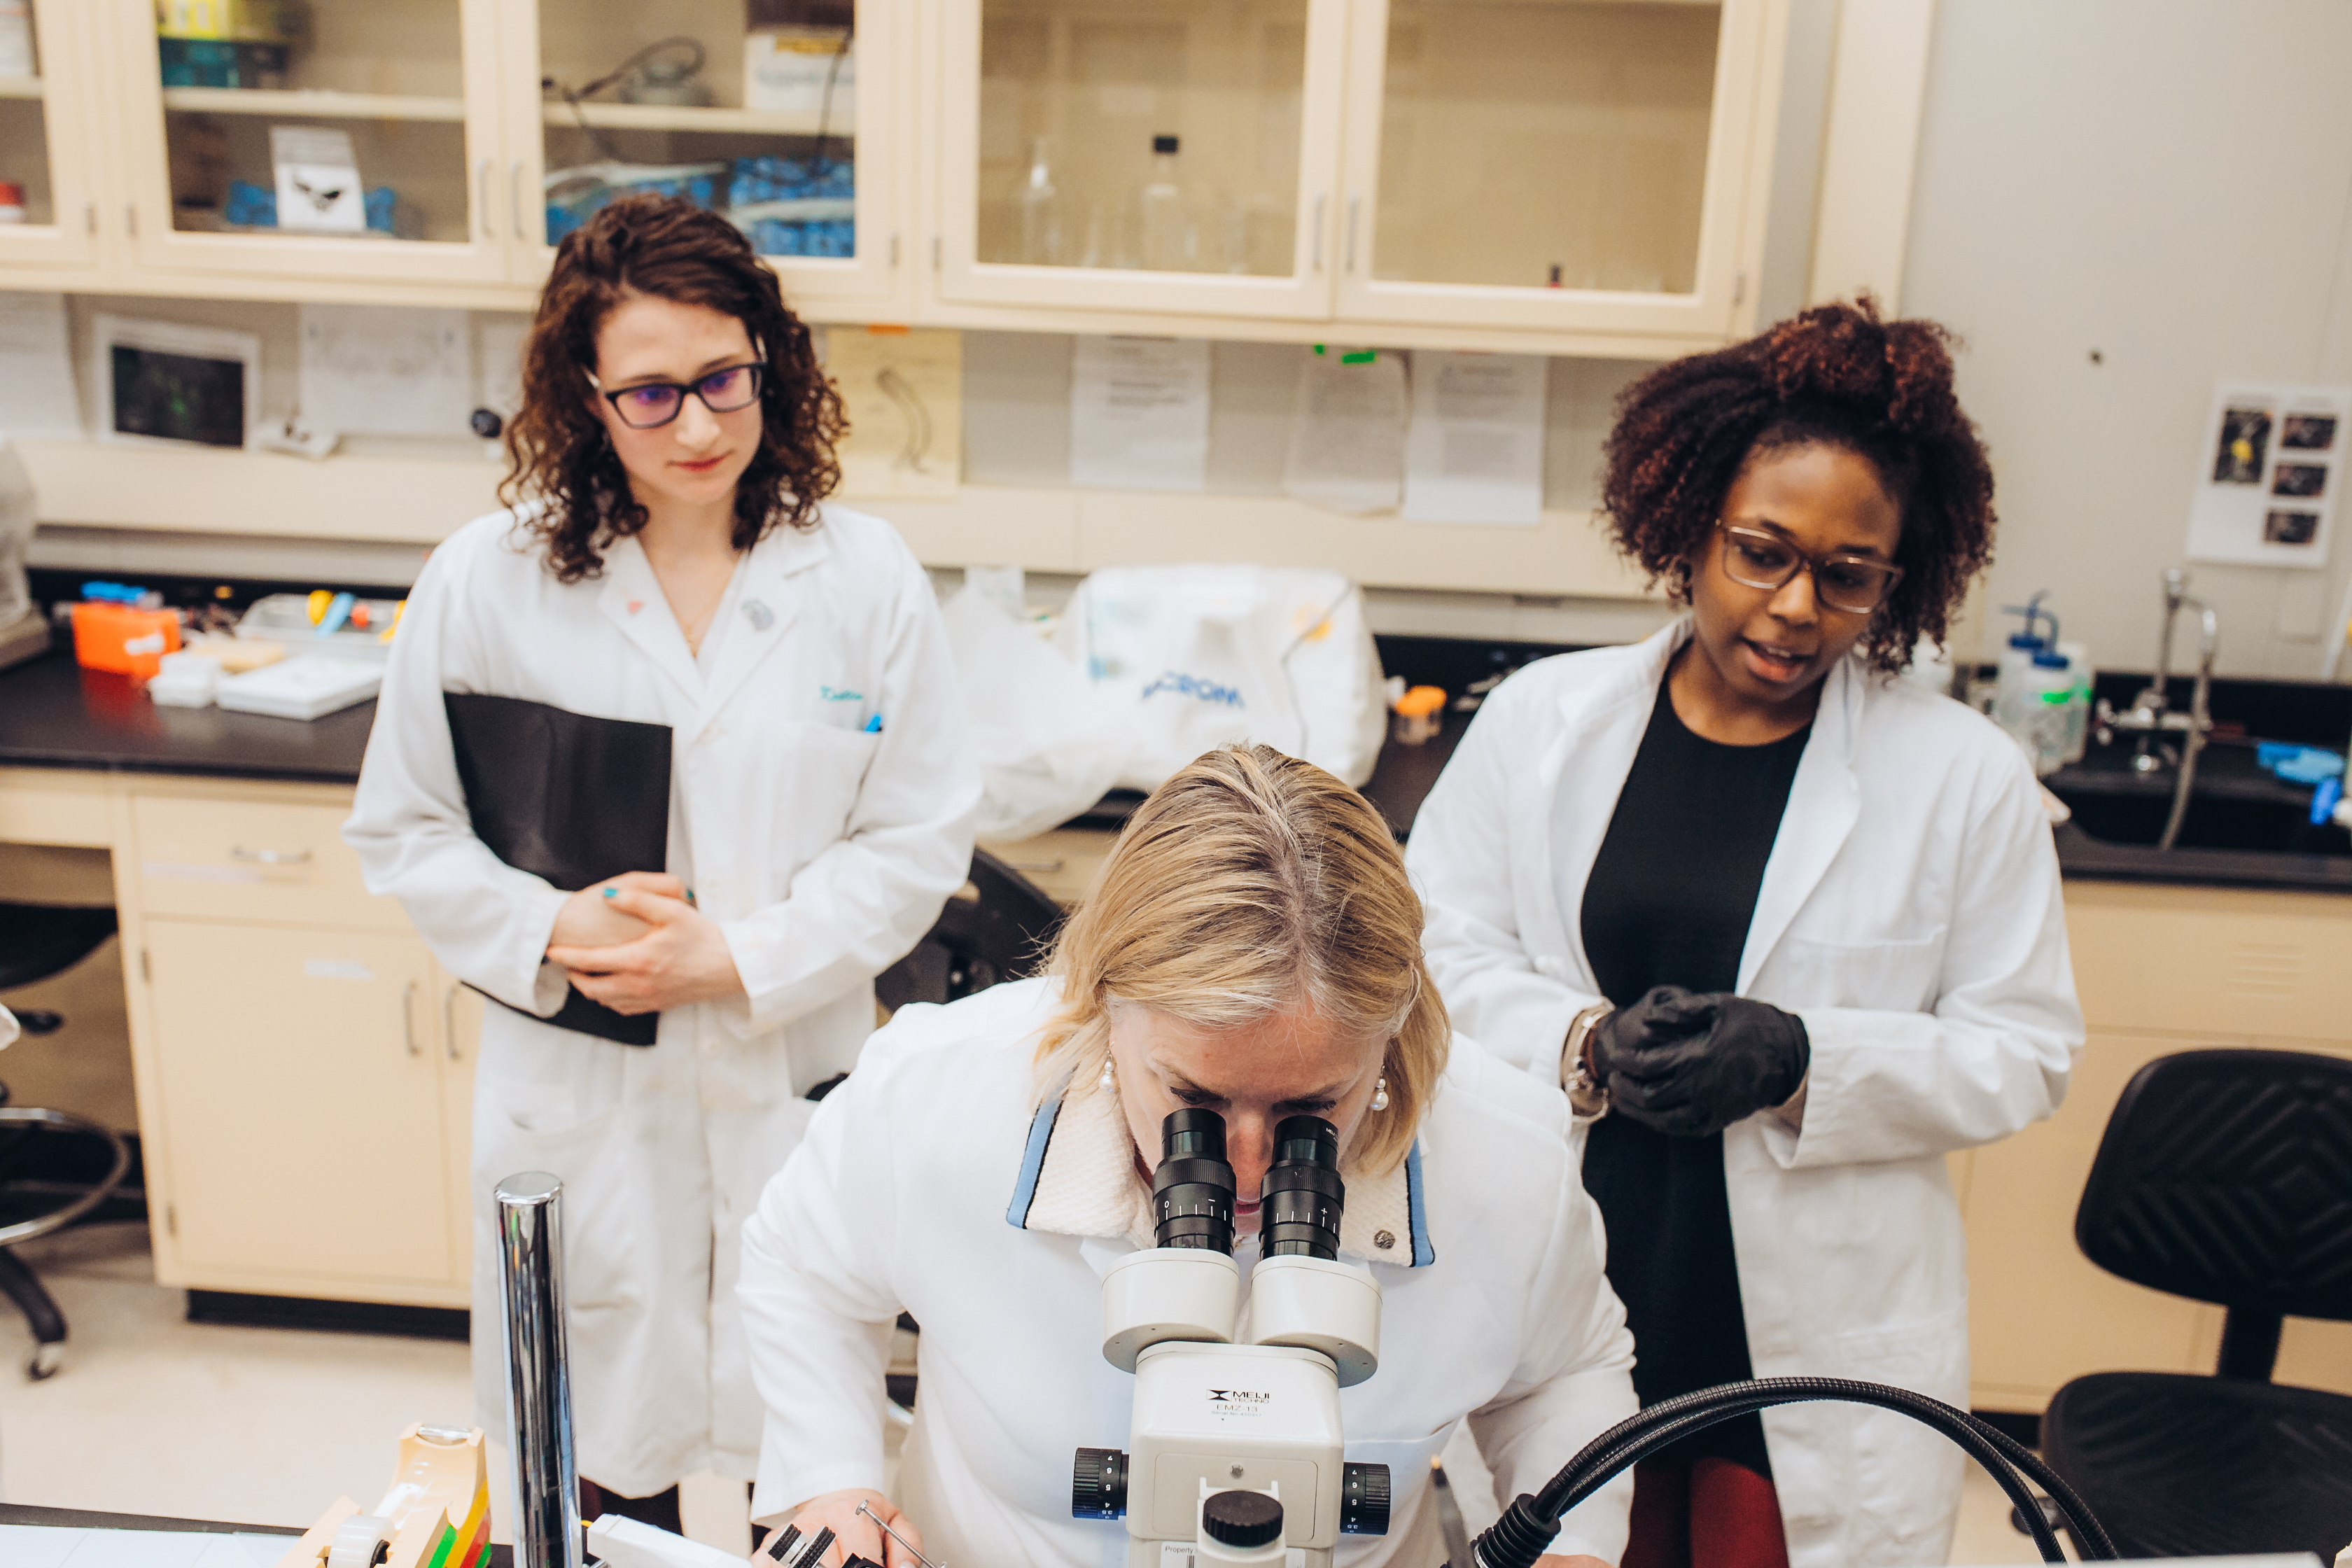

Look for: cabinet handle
[84,202,97,237]
[402,980,421,1057]
[444,982,462,1062]
[227,846,310,869]
[510,161,527,241]
[478,159,497,240]
[125,203,138,239]
[1311,194,1325,274]
[230,845,312,864]
[1344,195,1359,274]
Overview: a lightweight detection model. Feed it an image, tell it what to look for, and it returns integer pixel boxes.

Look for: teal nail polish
[603,888,617,899]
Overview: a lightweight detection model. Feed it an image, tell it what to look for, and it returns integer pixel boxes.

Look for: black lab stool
[874,848,1065,1012]
[0,902,134,1378]
[2040,1048,2352,1560]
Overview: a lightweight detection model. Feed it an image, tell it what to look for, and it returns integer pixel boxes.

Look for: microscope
[1073,1111,1392,1568]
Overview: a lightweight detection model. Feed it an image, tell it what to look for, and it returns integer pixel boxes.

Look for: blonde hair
[1033,744,1447,1175]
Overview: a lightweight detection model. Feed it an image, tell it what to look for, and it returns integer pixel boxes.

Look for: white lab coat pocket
[784,722,883,854]
[1832,1299,1969,1562]
[1342,1422,1453,1568]
[474,1096,640,1317]
[1770,926,1948,1014]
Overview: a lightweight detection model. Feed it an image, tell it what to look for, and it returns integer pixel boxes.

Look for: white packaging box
[744,27,855,121]
[216,656,382,721]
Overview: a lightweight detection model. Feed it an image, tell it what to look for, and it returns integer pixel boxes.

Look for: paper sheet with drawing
[1283,346,1408,515]
[1401,350,1546,525]
[827,327,962,499]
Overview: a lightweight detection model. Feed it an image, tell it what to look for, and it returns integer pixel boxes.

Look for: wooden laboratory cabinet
[1959,878,2352,1412]
[7,0,1811,352]
[121,780,477,1308]
[0,0,107,273]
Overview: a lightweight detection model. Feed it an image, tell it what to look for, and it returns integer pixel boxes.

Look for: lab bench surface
[4,642,2347,893]
[0,650,376,783]
[0,1503,514,1566]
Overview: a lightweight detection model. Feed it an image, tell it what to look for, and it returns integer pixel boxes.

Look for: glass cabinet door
[1336,0,1779,339]
[0,0,102,270]
[515,0,903,308]
[936,0,1349,320]
[120,0,508,284]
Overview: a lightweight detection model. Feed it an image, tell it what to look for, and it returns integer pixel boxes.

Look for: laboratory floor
[0,1223,2044,1564]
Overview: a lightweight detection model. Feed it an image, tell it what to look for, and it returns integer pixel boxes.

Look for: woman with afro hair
[1406,301,2082,1568]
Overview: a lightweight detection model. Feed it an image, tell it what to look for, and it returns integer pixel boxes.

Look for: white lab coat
[343,504,979,1495]
[738,977,1642,1568]
[1403,620,2082,1568]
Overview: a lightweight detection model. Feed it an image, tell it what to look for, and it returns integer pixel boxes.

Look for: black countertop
[0,648,377,783]
[4,643,2346,895]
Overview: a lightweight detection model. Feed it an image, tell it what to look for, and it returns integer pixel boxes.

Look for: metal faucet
[498,1172,584,1568]
[2094,568,2218,850]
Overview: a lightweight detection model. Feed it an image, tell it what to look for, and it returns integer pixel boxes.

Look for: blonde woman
[737,746,1637,1568]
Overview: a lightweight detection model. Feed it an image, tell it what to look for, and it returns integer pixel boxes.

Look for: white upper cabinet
[930,0,1786,345]
[0,1,105,271]
[8,0,1793,349]
[505,0,909,309]
[934,0,1350,320]
[110,0,513,286]
[1334,0,1783,341]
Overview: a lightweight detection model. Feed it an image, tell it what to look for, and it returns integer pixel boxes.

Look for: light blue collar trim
[1404,1140,1435,1268]
[1006,1094,1063,1229]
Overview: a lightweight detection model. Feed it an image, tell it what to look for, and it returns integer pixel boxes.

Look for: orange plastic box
[71,602,183,678]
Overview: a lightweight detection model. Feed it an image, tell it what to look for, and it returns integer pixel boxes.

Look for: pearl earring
[1098,1057,1116,1094]
[1371,1077,1390,1112]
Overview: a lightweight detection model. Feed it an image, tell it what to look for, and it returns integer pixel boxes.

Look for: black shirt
[1575,672,1811,1475]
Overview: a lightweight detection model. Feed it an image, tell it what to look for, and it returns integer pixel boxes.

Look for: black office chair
[874,848,1066,1012]
[0,903,135,1380]
[2038,1048,2352,1560]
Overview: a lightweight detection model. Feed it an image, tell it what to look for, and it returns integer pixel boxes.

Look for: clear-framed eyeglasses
[1716,524,1904,615]
[585,361,766,430]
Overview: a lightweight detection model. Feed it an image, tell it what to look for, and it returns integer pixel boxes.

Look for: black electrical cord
[1469,1376,2116,1568]
[1550,1387,2102,1552]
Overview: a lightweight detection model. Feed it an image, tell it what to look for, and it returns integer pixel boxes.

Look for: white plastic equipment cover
[1054,564,1387,792]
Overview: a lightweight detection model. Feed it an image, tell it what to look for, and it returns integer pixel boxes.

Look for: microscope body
[1076,1114,1390,1568]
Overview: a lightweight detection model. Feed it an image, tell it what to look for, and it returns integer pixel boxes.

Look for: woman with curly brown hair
[1406,301,2082,1568]
[344,195,978,1527]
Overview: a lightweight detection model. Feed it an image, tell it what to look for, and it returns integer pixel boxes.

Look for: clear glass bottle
[1017,137,1061,265]
[1139,133,1189,272]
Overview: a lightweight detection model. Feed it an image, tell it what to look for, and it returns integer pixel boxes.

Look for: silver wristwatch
[1562,1002,1614,1116]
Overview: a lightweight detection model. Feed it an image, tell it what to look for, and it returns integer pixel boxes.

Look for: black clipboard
[444,692,672,1046]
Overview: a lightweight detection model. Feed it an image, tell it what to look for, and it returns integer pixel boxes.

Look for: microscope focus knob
[1202,1490,1284,1550]
[1071,1447,1129,1519]
[1339,1462,1392,1536]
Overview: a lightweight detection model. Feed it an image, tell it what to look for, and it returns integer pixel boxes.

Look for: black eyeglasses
[586,362,766,429]
[1716,524,1904,615]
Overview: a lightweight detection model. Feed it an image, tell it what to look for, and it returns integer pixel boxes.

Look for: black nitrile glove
[1589,985,1809,1138]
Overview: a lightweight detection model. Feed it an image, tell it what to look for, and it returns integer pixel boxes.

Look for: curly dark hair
[498,194,846,583]
[1599,297,1995,673]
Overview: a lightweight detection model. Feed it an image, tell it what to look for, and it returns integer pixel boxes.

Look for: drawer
[133,792,407,932]
[2065,881,2352,1041]
[0,769,114,848]
[979,827,1119,910]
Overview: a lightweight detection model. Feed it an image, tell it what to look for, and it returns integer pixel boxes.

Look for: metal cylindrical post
[496,1171,584,1568]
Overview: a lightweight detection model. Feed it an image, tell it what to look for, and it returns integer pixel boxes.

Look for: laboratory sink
[2045,734,2350,856]
[2050,785,2349,855]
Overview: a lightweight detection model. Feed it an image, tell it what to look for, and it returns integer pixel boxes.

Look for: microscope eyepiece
[1153,1108,1237,1253]
[1259,1114,1344,1259]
